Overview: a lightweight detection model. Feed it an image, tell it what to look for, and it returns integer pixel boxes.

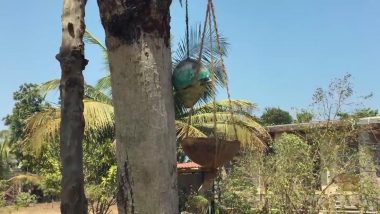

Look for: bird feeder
[172,58,211,108]
[179,0,241,171]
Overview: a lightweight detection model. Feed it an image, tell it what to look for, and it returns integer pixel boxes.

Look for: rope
[185,0,190,58]
[184,4,209,138]
[209,0,239,140]
[185,107,194,138]
[208,3,219,168]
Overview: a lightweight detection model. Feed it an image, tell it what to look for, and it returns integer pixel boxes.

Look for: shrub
[186,195,209,214]
[15,192,37,207]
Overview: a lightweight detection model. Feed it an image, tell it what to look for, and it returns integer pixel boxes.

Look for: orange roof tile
[177,162,201,169]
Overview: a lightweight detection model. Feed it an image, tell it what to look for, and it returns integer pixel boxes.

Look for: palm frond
[172,25,229,111]
[82,100,115,140]
[172,25,229,68]
[38,79,112,104]
[84,30,107,52]
[24,100,114,152]
[84,30,109,70]
[198,122,268,151]
[177,99,258,118]
[176,120,207,140]
[181,112,270,150]
[38,79,61,96]
[24,107,61,152]
[84,84,112,105]
[95,73,112,96]
[195,99,257,114]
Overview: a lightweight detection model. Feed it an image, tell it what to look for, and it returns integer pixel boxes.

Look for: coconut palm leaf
[38,79,112,104]
[196,122,268,151]
[172,25,229,68]
[95,73,112,96]
[193,99,257,115]
[24,100,114,152]
[84,30,109,69]
[176,120,207,140]
[24,107,61,152]
[177,99,258,120]
[38,79,61,97]
[180,111,270,150]
[172,25,229,113]
[84,84,112,105]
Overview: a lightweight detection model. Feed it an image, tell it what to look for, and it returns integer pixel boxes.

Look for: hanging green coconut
[172,58,211,108]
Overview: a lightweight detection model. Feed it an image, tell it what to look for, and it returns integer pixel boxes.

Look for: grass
[0,202,117,214]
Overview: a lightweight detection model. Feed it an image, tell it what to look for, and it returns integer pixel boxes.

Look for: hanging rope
[184,0,239,149]
[185,3,210,138]
[209,0,239,140]
[185,0,190,58]
[208,3,220,168]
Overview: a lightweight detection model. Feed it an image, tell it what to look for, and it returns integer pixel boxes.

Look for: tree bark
[97,1,178,213]
[56,0,88,213]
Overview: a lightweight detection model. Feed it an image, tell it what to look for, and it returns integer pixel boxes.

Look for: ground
[0,203,117,214]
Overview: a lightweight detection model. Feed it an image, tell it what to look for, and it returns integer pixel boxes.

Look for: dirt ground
[0,202,117,214]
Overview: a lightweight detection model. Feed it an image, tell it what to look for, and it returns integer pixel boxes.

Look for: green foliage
[86,165,117,214]
[39,159,61,200]
[4,83,47,143]
[3,83,49,173]
[220,153,258,213]
[84,139,115,184]
[186,195,209,214]
[260,107,293,125]
[0,131,11,179]
[338,108,379,119]
[15,192,37,207]
[0,193,6,207]
[265,134,316,213]
[220,119,380,213]
[295,109,314,123]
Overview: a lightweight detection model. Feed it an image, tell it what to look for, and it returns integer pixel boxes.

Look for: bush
[15,192,37,207]
[0,193,6,207]
[86,165,117,214]
[40,170,61,201]
[186,195,209,214]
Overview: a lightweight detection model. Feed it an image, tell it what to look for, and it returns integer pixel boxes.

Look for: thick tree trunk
[97,1,178,213]
[56,0,88,213]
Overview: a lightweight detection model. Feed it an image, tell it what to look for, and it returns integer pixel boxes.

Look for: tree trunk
[56,0,88,213]
[97,1,178,213]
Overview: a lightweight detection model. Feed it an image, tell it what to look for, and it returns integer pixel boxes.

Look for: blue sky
[0,0,379,129]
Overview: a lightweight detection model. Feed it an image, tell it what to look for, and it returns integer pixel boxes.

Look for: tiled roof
[177,162,201,169]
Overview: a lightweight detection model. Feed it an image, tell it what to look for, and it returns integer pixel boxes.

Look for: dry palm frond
[8,173,41,186]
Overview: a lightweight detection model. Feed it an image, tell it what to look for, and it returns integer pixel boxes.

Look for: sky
[0,0,379,130]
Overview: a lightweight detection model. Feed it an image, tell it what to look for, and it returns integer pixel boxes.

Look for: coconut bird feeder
[172,58,211,108]
[174,0,240,171]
